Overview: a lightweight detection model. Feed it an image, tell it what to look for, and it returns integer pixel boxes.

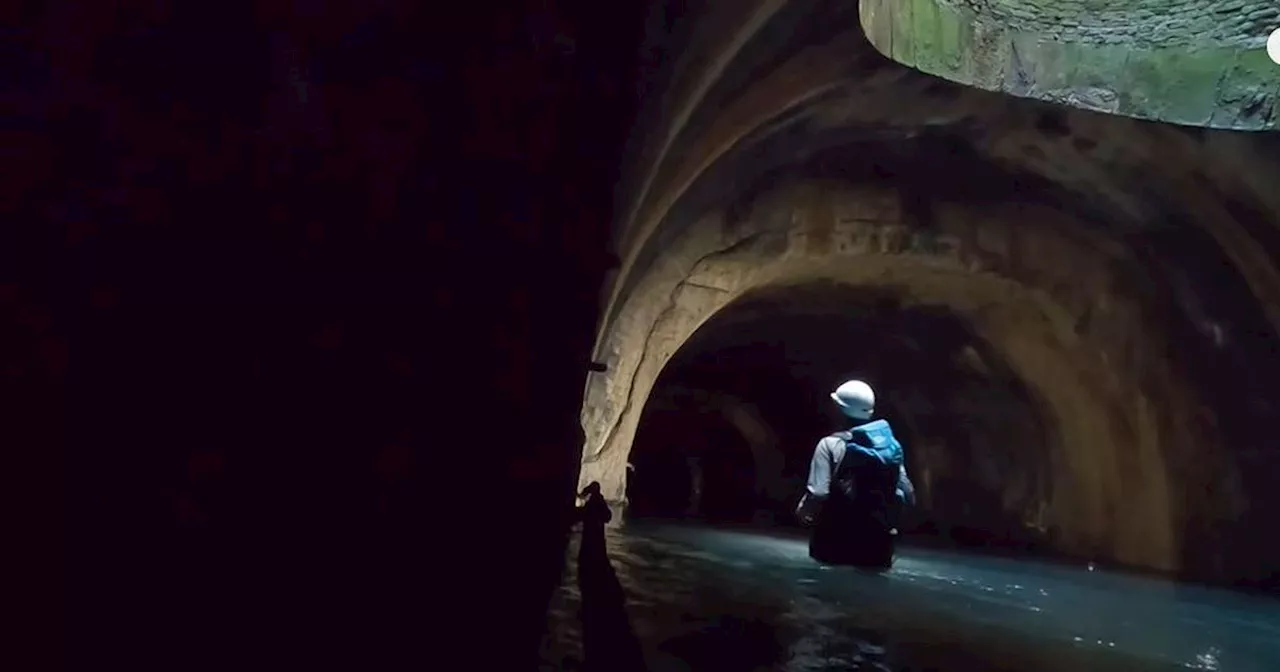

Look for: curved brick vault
[579,0,1280,586]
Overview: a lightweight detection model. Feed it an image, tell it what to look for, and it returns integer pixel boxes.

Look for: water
[541,523,1280,671]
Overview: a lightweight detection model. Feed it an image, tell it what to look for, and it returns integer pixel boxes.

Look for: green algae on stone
[891,0,918,68]
[1120,47,1225,126]
[969,19,1012,90]
[864,0,895,63]
[933,1,967,82]
[860,0,1280,130]
[1210,48,1279,129]
[910,0,944,76]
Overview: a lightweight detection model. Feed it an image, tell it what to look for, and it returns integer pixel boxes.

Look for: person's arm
[896,464,916,506]
[796,438,835,525]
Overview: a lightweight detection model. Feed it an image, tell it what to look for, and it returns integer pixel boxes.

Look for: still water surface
[541,523,1280,671]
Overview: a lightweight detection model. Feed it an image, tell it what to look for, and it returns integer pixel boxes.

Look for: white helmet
[831,380,875,420]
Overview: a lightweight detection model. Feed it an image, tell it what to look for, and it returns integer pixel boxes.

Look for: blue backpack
[831,419,904,505]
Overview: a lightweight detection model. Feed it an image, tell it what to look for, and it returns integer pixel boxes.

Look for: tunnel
[579,0,1280,590]
[627,280,1058,553]
[581,163,1280,585]
[51,1,1280,670]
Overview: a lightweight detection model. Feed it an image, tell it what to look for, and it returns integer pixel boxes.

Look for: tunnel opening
[626,280,1065,556]
[628,393,760,523]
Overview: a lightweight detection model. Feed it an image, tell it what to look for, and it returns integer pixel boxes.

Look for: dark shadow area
[917,478,1050,553]
[657,614,787,671]
[576,483,647,672]
[628,405,758,522]
[628,436,695,518]
[699,425,758,523]
[43,2,650,669]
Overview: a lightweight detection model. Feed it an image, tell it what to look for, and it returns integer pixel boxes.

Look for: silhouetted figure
[575,482,646,672]
[577,482,613,562]
[797,380,914,569]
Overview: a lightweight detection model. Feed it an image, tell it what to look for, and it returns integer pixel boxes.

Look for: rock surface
[862,0,1280,129]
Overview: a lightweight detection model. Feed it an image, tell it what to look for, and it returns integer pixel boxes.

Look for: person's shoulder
[817,434,844,450]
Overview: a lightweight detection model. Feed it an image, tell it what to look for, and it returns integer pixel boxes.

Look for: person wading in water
[796,380,915,568]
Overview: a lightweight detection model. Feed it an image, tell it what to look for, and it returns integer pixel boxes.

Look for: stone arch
[580,178,1231,573]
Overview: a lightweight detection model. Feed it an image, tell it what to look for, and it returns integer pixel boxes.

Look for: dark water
[540,523,1280,671]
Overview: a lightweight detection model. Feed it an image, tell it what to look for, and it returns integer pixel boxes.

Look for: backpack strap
[826,431,853,472]
[829,432,860,479]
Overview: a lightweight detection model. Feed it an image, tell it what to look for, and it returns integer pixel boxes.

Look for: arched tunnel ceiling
[599,0,1280,358]
[581,0,1280,583]
[860,0,1280,130]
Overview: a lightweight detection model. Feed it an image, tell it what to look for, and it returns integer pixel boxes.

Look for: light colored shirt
[805,435,847,499]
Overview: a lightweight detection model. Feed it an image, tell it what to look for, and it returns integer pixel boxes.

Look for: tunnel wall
[51,2,648,667]
[580,179,1241,574]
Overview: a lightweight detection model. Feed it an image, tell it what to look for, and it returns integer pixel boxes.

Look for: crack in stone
[682,280,732,292]
[590,232,764,465]
[591,288,680,463]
